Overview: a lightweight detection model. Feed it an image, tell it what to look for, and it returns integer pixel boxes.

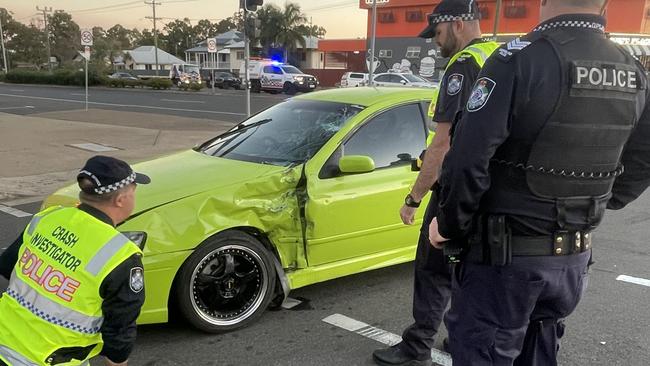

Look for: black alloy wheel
[176,231,277,333]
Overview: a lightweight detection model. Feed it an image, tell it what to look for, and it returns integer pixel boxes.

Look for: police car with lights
[240,58,319,95]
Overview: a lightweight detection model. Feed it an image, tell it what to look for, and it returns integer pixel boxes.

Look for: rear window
[350,73,365,79]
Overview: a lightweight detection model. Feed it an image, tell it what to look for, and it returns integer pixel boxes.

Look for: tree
[162,18,195,57]
[296,24,326,39]
[256,3,314,63]
[3,9,46,68]
[106,24,133,50]
[48,10,80,66]
[193,19,219,41]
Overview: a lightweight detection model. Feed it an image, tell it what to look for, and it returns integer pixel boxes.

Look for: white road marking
[10,89,24,92]
[70,93,87,96]
[0,93,247,116]
[67,143,118,152]
[323,313,452,366]
[616,275,650,288]
[0,205,33,218]
[0,106,35,110]
[160,99,206,103]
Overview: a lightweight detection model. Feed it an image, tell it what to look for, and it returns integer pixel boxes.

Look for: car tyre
[283,82,297,95]
[176,231,277,333]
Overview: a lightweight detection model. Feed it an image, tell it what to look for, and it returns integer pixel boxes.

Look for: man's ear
[113,191,126,208]
[452,19,464,34]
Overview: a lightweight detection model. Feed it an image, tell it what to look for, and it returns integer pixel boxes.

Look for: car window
[350,73,365,79]
[389,74,405,83]
[403,74,426,83]
[199,100,364,166]
[374,74,391,82]
[342,103,427,169]
[263,66,274,73]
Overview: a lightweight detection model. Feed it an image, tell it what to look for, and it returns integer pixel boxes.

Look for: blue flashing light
[271,60,281,66]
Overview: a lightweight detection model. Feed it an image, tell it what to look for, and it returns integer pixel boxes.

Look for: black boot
[372,344,432,366]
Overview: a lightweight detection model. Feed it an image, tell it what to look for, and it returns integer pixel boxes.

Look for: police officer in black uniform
[428,0,650,364]
[372,1,496,366]
[0,156,149,366]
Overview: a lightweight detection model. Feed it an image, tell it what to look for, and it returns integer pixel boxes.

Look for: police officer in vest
[372,1,499,365]
[429,0,650,364]
[0,156,151,366]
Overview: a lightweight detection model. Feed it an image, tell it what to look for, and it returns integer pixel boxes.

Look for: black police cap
[77,155,150,195]
[419,0,482,38]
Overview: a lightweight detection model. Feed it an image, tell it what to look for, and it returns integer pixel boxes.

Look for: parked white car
[371,72,435,88]
[340,72,369,87]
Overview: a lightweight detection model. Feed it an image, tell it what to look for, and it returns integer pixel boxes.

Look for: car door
[305,103,429,266]
[262,65,284,89]
[373,74,391,87]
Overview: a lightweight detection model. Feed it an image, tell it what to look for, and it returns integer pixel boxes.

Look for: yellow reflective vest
[0,206,141,366]
[426,40,500,145]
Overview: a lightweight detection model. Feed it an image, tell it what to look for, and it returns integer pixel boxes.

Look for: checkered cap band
[533,20,605,33]
[94,172,136,195]
[429,13,477,24]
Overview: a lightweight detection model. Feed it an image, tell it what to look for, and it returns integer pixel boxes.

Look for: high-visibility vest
[0,206,141,366]
[426,40,500,145]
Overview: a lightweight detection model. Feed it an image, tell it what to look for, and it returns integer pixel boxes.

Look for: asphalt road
[0,83,648,365]
[0,83,288,123]
[1,195,649,365]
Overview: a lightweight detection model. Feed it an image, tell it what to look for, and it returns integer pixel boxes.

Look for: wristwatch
[404,194,421,208]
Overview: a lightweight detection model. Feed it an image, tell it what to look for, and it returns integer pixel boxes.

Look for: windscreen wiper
[196,118,273,151]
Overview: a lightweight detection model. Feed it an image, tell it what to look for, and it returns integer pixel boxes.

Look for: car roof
[295,87,435,107]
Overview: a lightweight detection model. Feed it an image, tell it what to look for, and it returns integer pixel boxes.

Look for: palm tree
[257,3,308,63]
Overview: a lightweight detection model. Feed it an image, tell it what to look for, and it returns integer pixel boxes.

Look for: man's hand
[399,204,417,225]
[428,217,449,249]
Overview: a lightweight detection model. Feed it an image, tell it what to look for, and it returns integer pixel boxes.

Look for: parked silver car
[371,72,435,88]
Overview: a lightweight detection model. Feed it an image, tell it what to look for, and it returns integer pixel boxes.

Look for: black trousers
[446,250,591,366]
[399,197,452,359]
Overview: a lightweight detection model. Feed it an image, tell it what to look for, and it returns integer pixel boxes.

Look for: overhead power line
[69,1,141,13]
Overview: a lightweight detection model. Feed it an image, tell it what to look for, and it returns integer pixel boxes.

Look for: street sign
[207,38,217,53]
[84,46,91,60]
[81,29,93,46]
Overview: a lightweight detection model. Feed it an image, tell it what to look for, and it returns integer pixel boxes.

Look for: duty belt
[510,231,592,256]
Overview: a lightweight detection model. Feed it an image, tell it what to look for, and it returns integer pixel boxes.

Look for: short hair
[78,177,125,204]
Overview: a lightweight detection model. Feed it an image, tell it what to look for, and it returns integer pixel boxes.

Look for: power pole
[0,9,8,73]
[144,1,161,76]
[369,0,377,86]
[36,6,53,72]
[493,0,502,38]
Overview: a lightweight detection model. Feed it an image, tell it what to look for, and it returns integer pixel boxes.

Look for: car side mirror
[339,155,375,174]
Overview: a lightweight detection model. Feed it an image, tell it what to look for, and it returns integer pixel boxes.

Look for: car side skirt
[285,245,416,290]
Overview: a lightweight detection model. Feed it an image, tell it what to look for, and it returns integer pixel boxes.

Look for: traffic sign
[207,38,217,53]
[81,29,93,46]
[83,46,91,60]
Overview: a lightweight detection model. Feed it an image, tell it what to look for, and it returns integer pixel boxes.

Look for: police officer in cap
[372,1,498,365]
[429,0,650,364]
[0,156,151,366]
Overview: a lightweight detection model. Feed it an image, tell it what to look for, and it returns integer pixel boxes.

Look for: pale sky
[1,0,368,39]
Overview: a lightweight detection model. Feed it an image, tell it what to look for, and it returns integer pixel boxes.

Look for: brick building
[359,0,650,79]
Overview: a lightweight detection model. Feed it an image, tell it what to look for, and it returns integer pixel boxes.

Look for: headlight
[294,76,304,81]
[122,231,147,250]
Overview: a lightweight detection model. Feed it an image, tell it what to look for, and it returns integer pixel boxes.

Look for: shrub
[4,69,102,86]
[189,82,203,91]
[148,78,172,90]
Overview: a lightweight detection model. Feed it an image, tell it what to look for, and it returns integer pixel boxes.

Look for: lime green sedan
[43,87,436,332]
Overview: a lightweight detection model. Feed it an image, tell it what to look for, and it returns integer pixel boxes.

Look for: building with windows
[124,46,185,72]
[359,0,650,79]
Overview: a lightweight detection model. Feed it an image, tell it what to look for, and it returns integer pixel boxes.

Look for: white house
[125,46,185,71]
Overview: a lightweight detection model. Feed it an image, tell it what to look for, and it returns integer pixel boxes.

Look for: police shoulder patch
[130,267,144,293]
[467,77,496,112]
[496,33,541,63]
[446,73,464,96]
